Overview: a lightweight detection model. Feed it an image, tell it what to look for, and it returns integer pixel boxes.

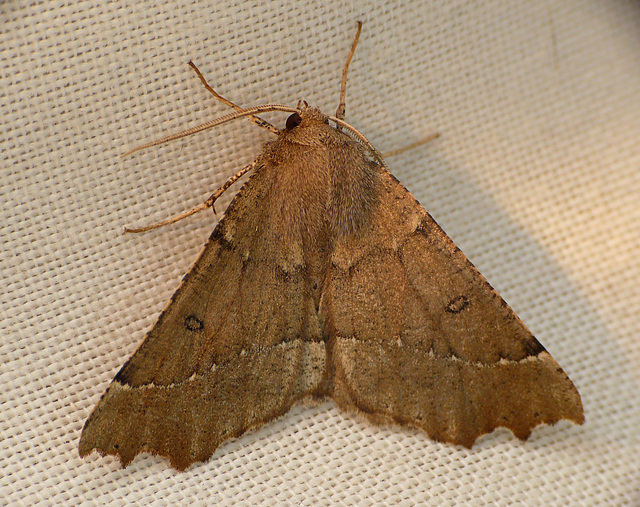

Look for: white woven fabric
[2,1,639,505]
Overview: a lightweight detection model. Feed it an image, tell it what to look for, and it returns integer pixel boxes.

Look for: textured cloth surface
[2,1,639,505]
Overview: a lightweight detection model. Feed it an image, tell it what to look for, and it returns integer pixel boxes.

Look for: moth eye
[286,113,302,130]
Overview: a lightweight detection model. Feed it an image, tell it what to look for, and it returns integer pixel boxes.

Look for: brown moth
[79,23,584,470]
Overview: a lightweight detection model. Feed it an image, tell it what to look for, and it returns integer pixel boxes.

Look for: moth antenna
[328,115,386,168]
[336,21,362,122]
[382,132,440,158]
[122,105,299,157]
[188,61,280,135]
[125,159,260,233]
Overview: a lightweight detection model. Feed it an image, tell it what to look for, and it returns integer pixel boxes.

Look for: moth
[80,23,584,470]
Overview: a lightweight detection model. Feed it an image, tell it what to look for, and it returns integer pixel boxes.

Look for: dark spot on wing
[522,337,547,357]
[275,265,297,282]
[184,315,204,332]
[445,295,470,314]
[209,225,233,251]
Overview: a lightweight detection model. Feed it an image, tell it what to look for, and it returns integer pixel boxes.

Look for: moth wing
[79,162,326,470]
[322,168,584,447]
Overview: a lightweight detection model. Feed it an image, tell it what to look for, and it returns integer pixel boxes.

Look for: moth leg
[202,158,260,214]
[124,158,260,233]
[381,133,440,158]
[188,61,280,135]
[335,21,363,121]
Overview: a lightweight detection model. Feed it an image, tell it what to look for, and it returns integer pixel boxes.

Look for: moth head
[277,106,333,148]
[283,106,330,134]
